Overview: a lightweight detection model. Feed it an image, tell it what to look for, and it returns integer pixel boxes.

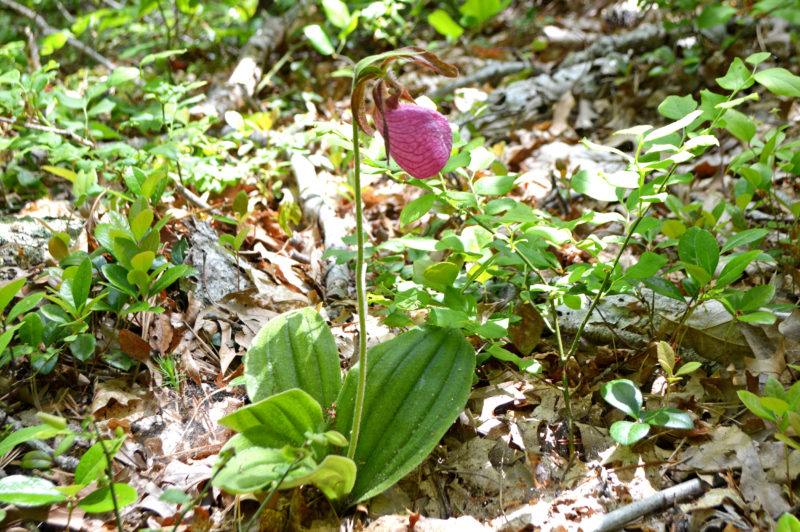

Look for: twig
[0,0,117,70]
[0,116,94,148]
[583,478,707,532]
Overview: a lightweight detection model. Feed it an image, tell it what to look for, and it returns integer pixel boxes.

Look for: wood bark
[190,8,298,118]
[290,153,350,300]
[468,24,665,140]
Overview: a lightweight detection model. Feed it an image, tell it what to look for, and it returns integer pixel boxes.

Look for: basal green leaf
[245,308,341,408]
[334,326,474,505]
[219,389,323,448]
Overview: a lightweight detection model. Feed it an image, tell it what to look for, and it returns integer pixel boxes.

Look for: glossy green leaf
[609,420,650,445]
[640,408,694,429]
[131,251,155,272]
[775,433,800,452]
[642,276,685,302]
[658,94,697,120]
[7,292,44,323]
[754,68,800,97]
[71,258,93,310]
[423,261,460,292]
[716,57,752,90]
[427,9,464,39]
[0,425,63,458]
[21,450,52,469]
[644,110,703,142]
[738,310,776,324]
[303,25,334,55]
[625,251,667,279]
[78,483,137,513]
[678,227,719,278]
[474,175,516,196]
[777,513,800,532]
[149,265,194,296]
[600,379,642,419]
[74,442,108,486]
[334,326,474,505]
[101,264,138,299]
[738,390,777,422]
[0,278,25,315]
[321,0,350,29]
[571,169,619,202]
[675,361,702,376]
[0,475,66,506]
[698,4,737,28]
[721,228,769,253]
[400,194,435,226]
[70,333,96,362]
[130,209,153,242]
[739,284,775,312]
[245,308,341,408]
[716,250,761,288]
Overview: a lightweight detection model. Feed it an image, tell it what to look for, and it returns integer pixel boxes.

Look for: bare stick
[0,116,95,148]
[583,478,707,532]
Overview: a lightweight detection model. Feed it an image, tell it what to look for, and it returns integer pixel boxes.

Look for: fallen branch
[0,116,95,148]
[584,478,707,532]
[0,0,117,70]
[469,24,667,140]
[290,153,350,300]
[427,61,533,100]
[191,7,299,118]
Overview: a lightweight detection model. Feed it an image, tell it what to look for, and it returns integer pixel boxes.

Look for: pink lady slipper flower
[373,90,452,179]
[350,47,457,180]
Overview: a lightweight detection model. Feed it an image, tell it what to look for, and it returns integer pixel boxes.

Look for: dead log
[290,153,350,300]
[469,24,665,140]
[191,7,299,118]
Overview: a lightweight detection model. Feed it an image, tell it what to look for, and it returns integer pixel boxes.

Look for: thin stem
[347,117,368,461]
[92,422,123,532]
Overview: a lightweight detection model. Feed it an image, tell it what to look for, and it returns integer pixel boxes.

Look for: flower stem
[347,117,368,461]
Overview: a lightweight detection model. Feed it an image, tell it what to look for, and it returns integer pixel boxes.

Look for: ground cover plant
[0,0,799,530]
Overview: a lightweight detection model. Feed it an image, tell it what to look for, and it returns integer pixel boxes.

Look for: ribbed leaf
[334,326,474,504]
[245,308,341,409]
